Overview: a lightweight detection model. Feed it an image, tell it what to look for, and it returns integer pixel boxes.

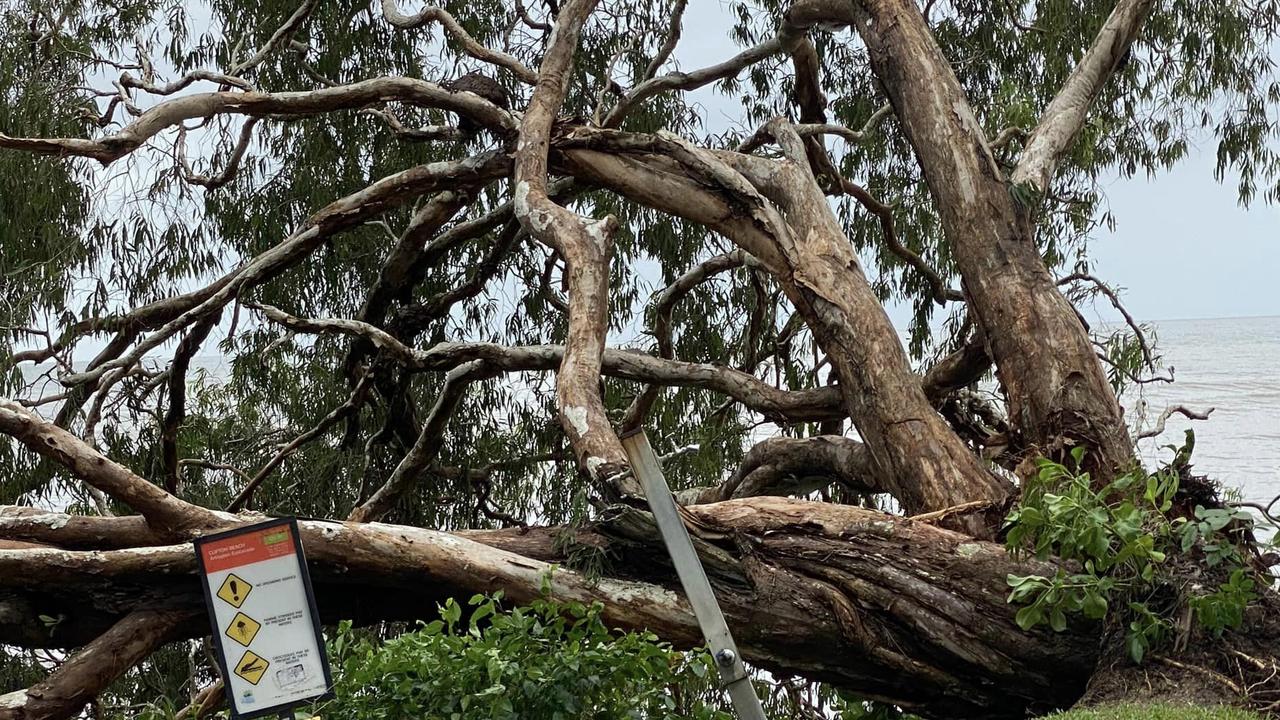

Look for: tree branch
[348,360,498,523]
[0,608,196,720]
[1059,272,1156,370]
[252,303,850,422]
[1011,0,1156,194]
[380,1,539,84]
[227,376,374,512]
[514,0,638,497]
[161,312,221,494]
[621,249,756,430]
[228,0,319,78]
[600,0,850,128]
[0,400,224,535]
[677,435,875,505]
[0,77,516,165]
[1136,405,1214,441]
[59,151,509,393]
[174,119,258,190]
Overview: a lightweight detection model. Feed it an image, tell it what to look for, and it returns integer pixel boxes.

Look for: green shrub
[1003,441,1264,662]
[316,592,733,720]
[1047,703,1261,719]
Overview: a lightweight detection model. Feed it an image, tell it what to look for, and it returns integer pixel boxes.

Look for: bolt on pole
[619,428,768,720]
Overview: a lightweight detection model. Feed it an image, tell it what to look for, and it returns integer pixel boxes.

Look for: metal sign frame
[619,429,768,720]
[194,517,334,720]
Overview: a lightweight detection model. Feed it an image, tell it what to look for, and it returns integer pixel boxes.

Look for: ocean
[1127,316,1280,512]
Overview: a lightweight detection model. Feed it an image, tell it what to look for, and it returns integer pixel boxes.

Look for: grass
[1047,704,1262,720]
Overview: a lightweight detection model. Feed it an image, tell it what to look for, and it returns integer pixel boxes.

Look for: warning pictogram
[224,611,261,647]
[195,518,333,716]
[216,573,252,608]
[234,649,269,685]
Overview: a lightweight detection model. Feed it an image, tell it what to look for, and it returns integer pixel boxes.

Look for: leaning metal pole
[619,429,768,720]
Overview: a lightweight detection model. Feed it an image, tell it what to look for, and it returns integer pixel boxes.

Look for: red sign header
[200,524,297,574]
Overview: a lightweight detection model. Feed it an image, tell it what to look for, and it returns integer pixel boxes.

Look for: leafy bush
[317,592,733,720]
[1046,703,1261,719]
[1004,442,1263,663]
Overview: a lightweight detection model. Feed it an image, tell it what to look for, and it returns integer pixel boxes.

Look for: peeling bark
[513,0,637,498]
[0,500,1100,719]
[845,0,1138,474]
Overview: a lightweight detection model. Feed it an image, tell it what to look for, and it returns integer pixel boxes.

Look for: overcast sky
[675,2,1280,325]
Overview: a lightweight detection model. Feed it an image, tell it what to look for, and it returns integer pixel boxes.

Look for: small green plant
[317,592,733,720]
[1003,442,1259,663]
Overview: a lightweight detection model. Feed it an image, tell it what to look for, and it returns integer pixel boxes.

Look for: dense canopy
[1,0,1279,718]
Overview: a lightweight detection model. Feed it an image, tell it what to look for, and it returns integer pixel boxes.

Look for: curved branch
[342,191,472,379]
[641,0,688,82]
[738,105,892,154]
[1136,405,1214,441]
[175,119,259,190]
[514,0,637,497]
[678,435,875,505]
[1059,272,1155,370]
[600,0,848,129]
[831,173,963,304]
[380,1,539,83]
[0,77,515,165]
[621,250,755,430]
[228,0,319,77]
[161,312,221,494]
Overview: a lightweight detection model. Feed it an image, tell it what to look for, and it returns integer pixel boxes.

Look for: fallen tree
[1,0,1279,717]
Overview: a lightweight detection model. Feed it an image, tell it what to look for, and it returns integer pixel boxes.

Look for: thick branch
[0,609,196,720]
[1011,0,1155,193]
[514,0,637,496]
[846,0,1134,472]
[677,435,874,505]
[0,400,223,535]
[0,499,1098,719]
[559,127,1010,526]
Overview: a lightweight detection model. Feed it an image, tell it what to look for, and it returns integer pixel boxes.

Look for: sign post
[619,429,768,720]
[194,518,333,719]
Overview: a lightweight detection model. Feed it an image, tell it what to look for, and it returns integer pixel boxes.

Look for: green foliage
[1045,703,1262,720]
[318,592,734,720]
[1004,442,1262,663]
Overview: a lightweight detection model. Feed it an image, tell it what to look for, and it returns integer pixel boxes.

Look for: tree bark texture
[0,500,1100,719]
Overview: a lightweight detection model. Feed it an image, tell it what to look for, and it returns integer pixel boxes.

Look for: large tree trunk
[0,501,1099,719]
[559,135,1010,531]
[828,0,1146,475]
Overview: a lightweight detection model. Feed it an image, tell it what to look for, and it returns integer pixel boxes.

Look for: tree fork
[838,0,1148,475]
